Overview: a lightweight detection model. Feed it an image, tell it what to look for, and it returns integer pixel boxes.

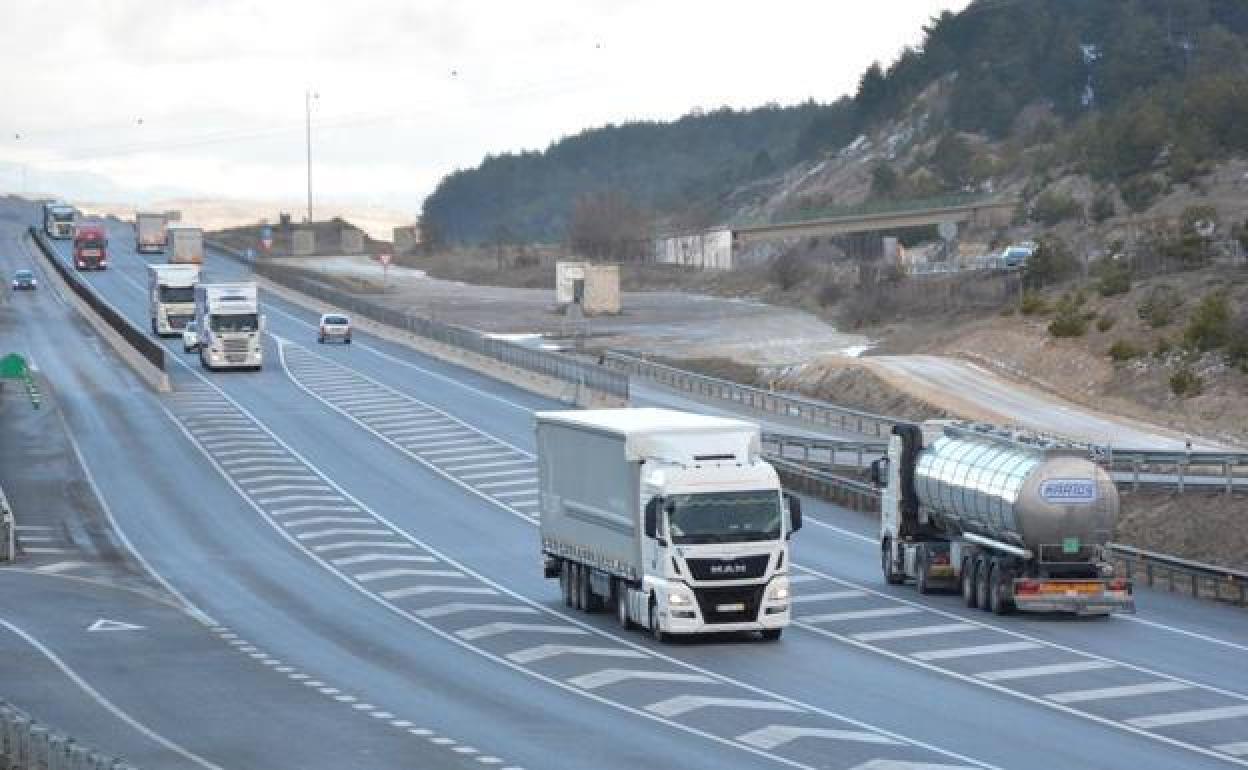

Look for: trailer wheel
[916,547,932,595]
[975,555,992,612]
[614,581,633,630]
[962,556,978,608]
[989,563,1015,615]
[560,561,574,607]
[881,539,904,585]
[577,564,599,612]
[648,599,667,643]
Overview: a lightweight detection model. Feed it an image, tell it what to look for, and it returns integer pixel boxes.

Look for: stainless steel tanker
[875,421,1134,615]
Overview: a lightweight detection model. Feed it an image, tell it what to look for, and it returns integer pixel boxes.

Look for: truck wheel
[760,629,783,641]
[560,561,573,607]
[648,600,667,643]
[614,581,633,630]
[916,547,931,595]
[881,540,904,585]
[975,555,992,612]
[962,557,978,608]
[989,563,1014,615]
[577,564,595,613]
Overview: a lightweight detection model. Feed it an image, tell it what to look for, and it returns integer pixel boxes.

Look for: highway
[1,197,1246,770]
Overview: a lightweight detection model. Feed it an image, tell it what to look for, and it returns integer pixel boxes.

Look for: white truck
[876,421,1133,615]
[147,264,200,336]
[135,212,169,253]
[43,202,76,239]
[167,224,204,265]
[193,283,263,370]
[537,408,801,641]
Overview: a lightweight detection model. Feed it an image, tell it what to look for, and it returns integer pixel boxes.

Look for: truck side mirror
[643,498,659,539]
[784,492,802,534]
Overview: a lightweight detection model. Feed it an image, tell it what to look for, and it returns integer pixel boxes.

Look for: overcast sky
[0,0,971,213]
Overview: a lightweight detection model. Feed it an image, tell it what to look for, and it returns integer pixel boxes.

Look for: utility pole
[305,90,318,223]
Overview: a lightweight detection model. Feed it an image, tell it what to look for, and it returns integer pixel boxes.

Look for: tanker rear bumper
[1013,580,1135,615]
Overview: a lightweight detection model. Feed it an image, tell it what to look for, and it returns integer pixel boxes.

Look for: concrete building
[555,261,620,315]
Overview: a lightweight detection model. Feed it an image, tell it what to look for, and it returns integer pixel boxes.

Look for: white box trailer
[194,283,262,370]
[167,225,204,264]
[147,264,201,336]
[135,212,168,253]
[537,408,801,641]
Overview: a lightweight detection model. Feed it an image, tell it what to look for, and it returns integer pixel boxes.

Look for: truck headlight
[668,592,690,606]
[768,581,790,601]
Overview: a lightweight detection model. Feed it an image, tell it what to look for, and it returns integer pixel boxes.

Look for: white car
[183,319,200,352]
[318,313,352,344]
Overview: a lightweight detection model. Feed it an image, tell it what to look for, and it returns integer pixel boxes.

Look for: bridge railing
[732,192,998,229]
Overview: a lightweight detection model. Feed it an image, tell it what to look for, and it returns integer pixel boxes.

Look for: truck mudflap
[1012,578,1135,615]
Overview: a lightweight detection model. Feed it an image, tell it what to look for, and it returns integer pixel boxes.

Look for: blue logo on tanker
[1039,478,1097,504]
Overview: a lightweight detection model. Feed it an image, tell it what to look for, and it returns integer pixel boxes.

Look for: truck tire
[760,629,783,641]
[614,580,633,630]
[882,540,904,585]
[962,556,978,608]
[577,564,595,612]
[975,555,992,612]
[560,561,573,607]
[648,599,667,643]
[989,563,1014,615]
[916,547,932,595]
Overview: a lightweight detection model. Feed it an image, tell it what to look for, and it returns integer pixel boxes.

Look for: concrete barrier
[1,700,140,770]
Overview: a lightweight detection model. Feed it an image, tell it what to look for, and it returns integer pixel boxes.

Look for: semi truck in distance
[537,408,801,641]
[167,224,204,265]
[72,222,109,270]
[147,264,201,336]
[876,421,1133,615]
[43,202,76,239]
[193,283,263,370]
[135,211,169,253]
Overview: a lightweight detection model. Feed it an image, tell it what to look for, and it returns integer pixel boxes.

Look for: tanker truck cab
[878,421,1133,616]
[537,409,799,642]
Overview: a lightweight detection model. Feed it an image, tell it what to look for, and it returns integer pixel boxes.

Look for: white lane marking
[459,469,534,481]
[477,478,537,490]
[1120,615,1248,654]
[220,460,297,469]
[381,585,495,599]
[788,574,821,583]
[505,644,646,665]
[235,474,319,484]
[647,695,802,718]
[271,505,361,515]
[1215,742,1248,757]
[18,536,56,542]
[976,661,1115,682]
[852,624,979,642]
[790,590,866,604]
[416,603,539,619]
[491,489,538,499]
[15,525,54,531]
[248,484,331,495]
[257,494,343,505]
[456,622,589,641]
[850,762,977,770]
[1127,704,1248,729]
[0,616,225,769]
[283,516,376,528]
[913,642,1043,661]
[804,607,922,623]
[33,561,91,574]
[418,438,492,450]
[1045,681,1191,704]
[568,669,716,690]
[313,541,417,553]
[444,459,532,473]
[738,725,900,749]
[295,528,393,540]
[354,568,463,582]
[23,547,72,554]
[215,449,286,458]
[330,553,436,566]
[428,451,510,464]
[87,619,145,632]
[419,445,500,459]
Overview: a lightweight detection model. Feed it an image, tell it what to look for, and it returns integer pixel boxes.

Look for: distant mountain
[420,0,1248,246]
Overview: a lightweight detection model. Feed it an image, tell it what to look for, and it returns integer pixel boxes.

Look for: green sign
[0,354,27,380]
[1062,537,1081,554]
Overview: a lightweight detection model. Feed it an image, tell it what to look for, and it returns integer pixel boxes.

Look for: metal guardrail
[28,228,166,373]
[604,352,899,437]
[769,456,881,513]
[206,242,629,401]
[0,485,13,563]
[1,700,139,770]
[1109,544,1247,605]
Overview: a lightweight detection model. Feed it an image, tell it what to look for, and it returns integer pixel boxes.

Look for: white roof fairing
[536,408,761,464]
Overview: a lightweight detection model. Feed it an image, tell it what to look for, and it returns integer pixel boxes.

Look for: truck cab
[72,223,109,270]
[194,283,263,370]
[44,204,76,239]
[148,264,201,336]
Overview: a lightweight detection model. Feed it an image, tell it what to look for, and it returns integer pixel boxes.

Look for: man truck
[135,212,169,253]
[147,264,201,336]
[193,283,263,370]
[876,421,1133,615]
[167,224,204,265]
[72,222,109,270]
[537,408,801,641]
[43,203,76,239]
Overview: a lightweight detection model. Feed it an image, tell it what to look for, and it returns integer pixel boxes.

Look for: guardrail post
[1132,460,1140,491]
[1177,463,1186,494]
[1225,463,1233,497]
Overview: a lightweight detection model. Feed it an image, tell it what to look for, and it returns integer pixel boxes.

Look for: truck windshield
[77,238,106,249]
[666,490,782,544]
[211,313,258,332]
[160,287,195,303]
[51,211,74,221]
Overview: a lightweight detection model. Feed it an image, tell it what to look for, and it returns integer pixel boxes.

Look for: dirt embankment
[1116,490,1248,571]
[775,361,947,423]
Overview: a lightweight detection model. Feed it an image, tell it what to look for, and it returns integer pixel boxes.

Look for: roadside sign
[0,354,27,379]
[260,225,273,251]
[1062,537,1081,554]
[379,253,392,267]
[938,221,957,241]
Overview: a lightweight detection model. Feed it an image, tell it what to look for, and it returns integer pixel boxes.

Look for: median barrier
[1,700,139,770]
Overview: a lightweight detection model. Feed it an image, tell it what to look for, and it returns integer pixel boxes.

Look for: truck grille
[223,339,250,353]
[685,554,770,581]
[167,315,192,329]
[693,585,765,624]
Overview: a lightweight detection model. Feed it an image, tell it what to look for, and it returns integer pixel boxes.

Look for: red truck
[73,223,109,270]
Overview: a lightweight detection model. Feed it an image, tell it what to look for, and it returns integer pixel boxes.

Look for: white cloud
[0,0,970,208]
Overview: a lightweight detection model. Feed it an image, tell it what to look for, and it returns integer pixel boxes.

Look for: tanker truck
[875,421,1133,615]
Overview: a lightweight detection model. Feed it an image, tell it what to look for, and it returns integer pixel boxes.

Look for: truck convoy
[42,202,76,239]
[537,408,801,641]
[147,264,201,336]
[877,421,1133,615]
[135,211,169,253]
[193,283,263,370]
[166,224,204,265]
[72,222,109,270]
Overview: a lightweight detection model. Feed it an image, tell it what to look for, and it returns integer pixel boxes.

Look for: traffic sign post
[379,253,392,293]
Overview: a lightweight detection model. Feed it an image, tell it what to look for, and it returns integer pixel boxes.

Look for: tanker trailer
[875,421,1133,615]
